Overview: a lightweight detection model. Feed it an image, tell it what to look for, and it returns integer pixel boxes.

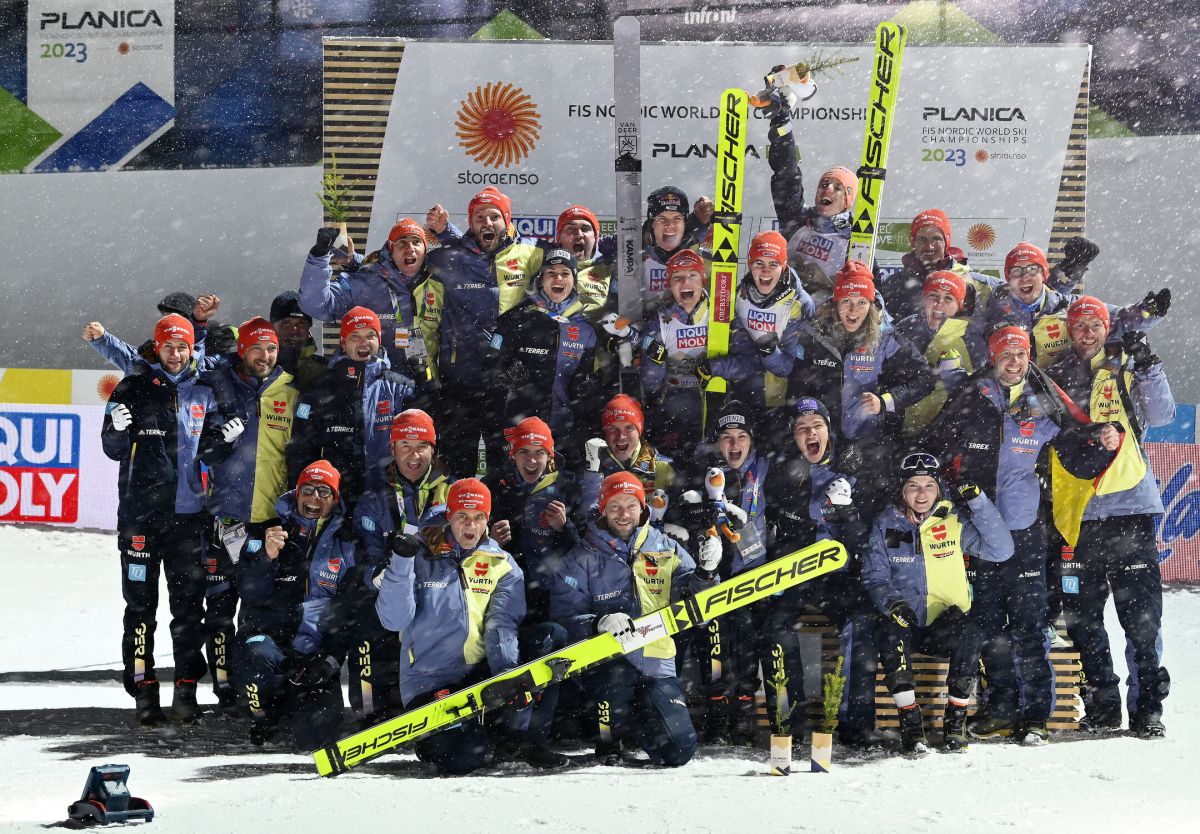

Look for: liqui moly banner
[1147,443,1200,583]
[0,404,117,529]
[368,41,1088,271]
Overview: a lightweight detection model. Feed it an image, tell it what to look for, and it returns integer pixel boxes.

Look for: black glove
[887,601,917,630]
[311,227,340,258]
[1059,236,1100,274]
[696,358,713,383]
[681,497,718,534]
[642,339,666,365]
[755,332,780,356]
[1141,288,1171,318]
[388,532,422,558]
[288,654,340,687]
[1122,330,1160,371]
[957,482,982,502]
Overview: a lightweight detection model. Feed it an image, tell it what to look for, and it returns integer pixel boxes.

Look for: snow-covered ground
[1,525,1197,832]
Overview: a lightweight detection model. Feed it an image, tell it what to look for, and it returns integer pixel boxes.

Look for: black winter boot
[134,682,167,728]
[943,705,969,752]
[172,679,200,724]
[899,705,928,755]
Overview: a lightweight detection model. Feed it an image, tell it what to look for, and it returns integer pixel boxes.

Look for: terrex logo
[455,82,542,168]
[40,10,164,29]
[921,106,1027,122]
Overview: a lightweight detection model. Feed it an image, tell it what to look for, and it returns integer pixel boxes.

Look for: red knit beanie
[236,317,278,357]
[153,314,194,351]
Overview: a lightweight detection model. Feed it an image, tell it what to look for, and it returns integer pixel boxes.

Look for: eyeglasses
[299,484,334,498]
[899,452,940,473]
[1006,265,1043,278]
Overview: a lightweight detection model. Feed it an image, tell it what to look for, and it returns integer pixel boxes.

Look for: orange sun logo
[455,82,541,169]
[967,223,996,252]
[97,373,120,401]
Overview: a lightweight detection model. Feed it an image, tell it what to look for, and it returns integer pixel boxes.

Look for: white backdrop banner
[369,41,1088,271]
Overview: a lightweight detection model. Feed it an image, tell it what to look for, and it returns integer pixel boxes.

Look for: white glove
[585,438,606,473]
[220,417,245,443]
[597,612,636,638]
[697,535,722,572]
[723,503,748,527]
[825,477,853,507]
[109,403,132,431]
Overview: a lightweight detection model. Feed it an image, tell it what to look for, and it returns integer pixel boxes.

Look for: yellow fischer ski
[847,21,907,267]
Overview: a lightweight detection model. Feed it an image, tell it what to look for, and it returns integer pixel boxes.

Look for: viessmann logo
[455,82,542,168]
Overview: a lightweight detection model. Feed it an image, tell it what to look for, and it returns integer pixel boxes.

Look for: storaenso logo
[343,716,430,762]
[40,10,164,29]
[701,545,842,615]
[922,107,1027,122]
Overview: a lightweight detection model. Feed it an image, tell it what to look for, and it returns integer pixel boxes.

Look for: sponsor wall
[0,368,121,530]
[369,42,1088,273]
[2,366,1198,583]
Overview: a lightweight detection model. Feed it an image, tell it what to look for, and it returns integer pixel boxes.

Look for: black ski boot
[942,705,969,752]
[1079,706,1123,733]
[703,696,731,745]
[1129,713,1166,739]
[172,679,200,724]
[899,705,928,755]
[595,739,624,767]
[519,740,570,770]
[729,695,758,747]
[967,708,1015,739]
[134,682,167,728]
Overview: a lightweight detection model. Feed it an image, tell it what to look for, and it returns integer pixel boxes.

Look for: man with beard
[424,187,544,475]
[198,317,300,712]
[268,291,325,391]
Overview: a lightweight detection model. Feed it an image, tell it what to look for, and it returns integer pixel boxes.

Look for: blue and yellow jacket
[299,246,439,377]
[198,361,299,524]
[863,493,1013,627]
[355,460,454,580]
[424,230,543,387]
[375,531,524,705]
[238,492,357,657]
[551,522,712,680]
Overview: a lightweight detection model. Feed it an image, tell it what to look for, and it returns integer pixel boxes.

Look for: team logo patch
[328,558,341,574]
[474,561,488,577]
[1061,545,1075,561]
[247,540,263,553]
[127,564,146,582]
[1046,323,1061,339]
[273,400,287,414]
[1019,420,1035,437]
[931,524,947,542]
[645,560,659,576]
[1062,575,1080,594]
[205,559,218,575]
[506,259,520,272]
[376,400,391,416]
[131,535,145,552]
[296,404,311,419]
[190,404,205,419]
[567,326,580,341]
[361,516,376,532]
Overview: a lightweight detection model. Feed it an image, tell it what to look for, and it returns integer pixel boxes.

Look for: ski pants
[704,594,804,734]
[878,606,982,702]
[118,513,207,697]
[589,661,697,767]
[799,573,883,735]
[232,634,344,749]
[521,621,568,743]
[1060,514,1170,720]
[438,383,503,477]
[203,524,238,702]
[405,662,534,776]
[970,522,1055,723]
[347,597,404,726]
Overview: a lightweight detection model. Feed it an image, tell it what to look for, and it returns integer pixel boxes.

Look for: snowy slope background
[1,525,1197,833]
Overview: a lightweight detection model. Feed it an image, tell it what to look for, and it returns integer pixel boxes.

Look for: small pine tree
[317,154,351,224]
[821,656,846,734]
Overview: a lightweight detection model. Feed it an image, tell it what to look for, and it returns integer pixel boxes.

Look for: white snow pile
[1,525,1197,833]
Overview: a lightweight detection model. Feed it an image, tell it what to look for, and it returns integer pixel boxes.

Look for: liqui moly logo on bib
[747,309,777,332]
[0,412,80,523]
[674,326,707,349]
[795,236,833,262]
[648,266,668,293]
